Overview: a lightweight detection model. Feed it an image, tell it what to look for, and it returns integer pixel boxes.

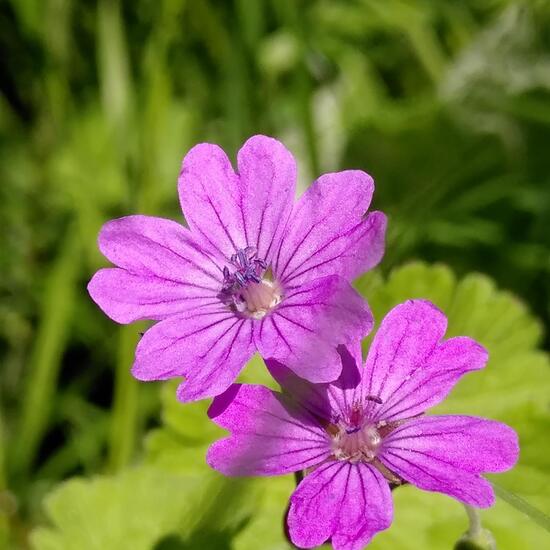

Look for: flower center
[218,246,283,319]
[331,423,382,464]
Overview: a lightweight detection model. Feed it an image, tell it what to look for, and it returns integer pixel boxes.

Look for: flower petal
[288,462,393,550]
[207,384,330,476]
[275,170,386,286]
[236,135,296,261]
[175,320,255,402]
[257,276,373,384]
[97,215,220,282]
[178,136,296,260]
[87,268,219,324]
[380,415,519,507]
[178,142,245,256]
[361,300,487,422]
[266,344,363,423]
[132,309,255,401]
[88,215,221,323]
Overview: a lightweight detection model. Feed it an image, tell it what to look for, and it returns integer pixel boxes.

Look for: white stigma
[240,279,282,319]
[332,424,382,464]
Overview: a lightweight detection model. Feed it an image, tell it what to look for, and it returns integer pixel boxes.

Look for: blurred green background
[1,0,550,548]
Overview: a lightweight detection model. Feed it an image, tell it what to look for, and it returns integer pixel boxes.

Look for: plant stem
[10,227,80,482]
[106,324,144,472]
[492,481,550,533]
[464,504,483,538]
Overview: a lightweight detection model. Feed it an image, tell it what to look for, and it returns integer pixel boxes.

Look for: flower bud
[454,528,497,550]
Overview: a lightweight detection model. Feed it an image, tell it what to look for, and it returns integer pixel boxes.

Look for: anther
[366,395,383,404]
[218,246,282,319]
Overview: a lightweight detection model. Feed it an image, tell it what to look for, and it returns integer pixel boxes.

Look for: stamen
[345,427,361,435]
[366,395,383,404]
[218,246,283,319]
[235,272,246,286]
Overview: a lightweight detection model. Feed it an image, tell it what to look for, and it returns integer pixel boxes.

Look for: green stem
[493,482,550,533]
[106,324,144,472]
[9,227,80,482]
[464,504,483,538]
[0,409,5,491]
[458,504,496,550]
[97,0,132,143]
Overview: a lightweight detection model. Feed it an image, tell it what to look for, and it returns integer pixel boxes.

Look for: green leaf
[30,467,200,550]
[30,458,258,550]
[11,226,82,480]
[143,360,289,549]
[158,381,224,446]
[232,475,294,550]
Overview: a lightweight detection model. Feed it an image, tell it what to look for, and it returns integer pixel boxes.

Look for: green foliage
[31,263,550,549]
[29,467,255,550]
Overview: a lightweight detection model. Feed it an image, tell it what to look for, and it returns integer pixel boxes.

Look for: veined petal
[237,135,296,262]
[207,385,330,476]
[275,170,386,286]
[380,415,519,508]
[257,276,372,384]
[89,215,221,323]
[287,462,393,550]
[178,143,246,256]
[266,359,334,422]
[328,343,366,421]
[98,215,221,283]
[178,136,296,260]
[176,317,255,402]
[131,308,255,401]
[88,268,218,324]
[376,336,488,422]
[361,300,487,422]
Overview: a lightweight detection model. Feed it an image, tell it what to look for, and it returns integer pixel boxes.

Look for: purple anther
[237,249,247,267]
[234,272,246,286]
[366,395,383,405]
[345,426,362,435]
[219,247,270,305]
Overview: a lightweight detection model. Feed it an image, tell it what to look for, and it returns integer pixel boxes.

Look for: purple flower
[207,300,519,550]
[87,135,386,401]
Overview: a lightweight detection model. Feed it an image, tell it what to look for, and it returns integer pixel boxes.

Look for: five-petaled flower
[207,300,519,550]
[88,135,386,402]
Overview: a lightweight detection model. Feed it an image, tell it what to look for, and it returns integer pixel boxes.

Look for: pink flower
[88,135,386,401]
[207,300,519,550]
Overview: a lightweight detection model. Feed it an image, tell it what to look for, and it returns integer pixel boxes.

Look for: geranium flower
[88,135,386,401]
[207,300,519,550]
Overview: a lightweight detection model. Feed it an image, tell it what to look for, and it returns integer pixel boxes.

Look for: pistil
[332,423,382,463]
